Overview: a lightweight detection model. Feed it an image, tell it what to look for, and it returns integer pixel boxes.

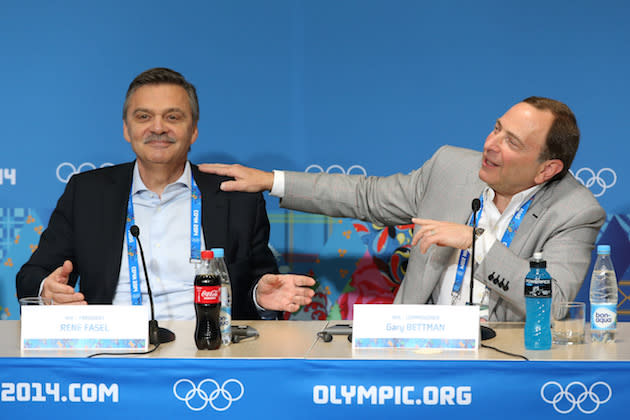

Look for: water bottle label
[591,303,617,331]
[194,286,221,304]
[219,310,231,327]
[220,285,232,305]
[524,277,551,298]
[219,306,231,345]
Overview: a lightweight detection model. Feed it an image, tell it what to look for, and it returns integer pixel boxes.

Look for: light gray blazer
[281,145,605,321]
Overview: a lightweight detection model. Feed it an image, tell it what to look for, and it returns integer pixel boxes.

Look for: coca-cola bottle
[194,250,221,350]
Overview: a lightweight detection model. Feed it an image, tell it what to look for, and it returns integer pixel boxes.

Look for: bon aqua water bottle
[524,252,552,350]
[211,248,232,346]
[590,245,618,343]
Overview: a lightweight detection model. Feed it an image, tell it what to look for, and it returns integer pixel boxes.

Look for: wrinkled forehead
[128,84,190,105]
[500,102,554,146]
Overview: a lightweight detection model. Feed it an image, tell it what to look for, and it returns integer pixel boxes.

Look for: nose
[484,131,499,152]
[150,116,166,133]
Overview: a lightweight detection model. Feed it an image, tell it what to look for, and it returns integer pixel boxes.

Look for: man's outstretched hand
[41,260,86,305]
[256,273,316,313]
[411,218,474,254]
[198,164,274,193]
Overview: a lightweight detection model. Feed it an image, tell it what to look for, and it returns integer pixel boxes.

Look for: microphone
[130,225,176,345]
[231,325,259,343]
[468,199,496,341]
[469,198,480,305]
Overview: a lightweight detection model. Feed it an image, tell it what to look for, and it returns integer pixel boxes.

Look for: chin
[478,169,490,184]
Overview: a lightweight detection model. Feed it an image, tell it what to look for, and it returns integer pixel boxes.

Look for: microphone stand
[468,199,496,341]
[130,225,176,345]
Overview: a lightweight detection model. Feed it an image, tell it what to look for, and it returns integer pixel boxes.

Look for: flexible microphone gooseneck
[468,199,496,341]
[469,199,481,305]
[130,225,176,345]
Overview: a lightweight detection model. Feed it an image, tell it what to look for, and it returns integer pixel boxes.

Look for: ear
[123,120,131,144]
[535,159,563,184]
[190,123,199,146]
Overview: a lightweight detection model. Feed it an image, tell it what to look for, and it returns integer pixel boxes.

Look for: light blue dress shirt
[113,162,204,320]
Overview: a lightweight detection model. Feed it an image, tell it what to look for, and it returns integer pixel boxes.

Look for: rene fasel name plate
[20,305,149,351]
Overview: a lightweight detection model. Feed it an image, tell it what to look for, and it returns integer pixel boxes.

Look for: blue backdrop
[1,1,629,320]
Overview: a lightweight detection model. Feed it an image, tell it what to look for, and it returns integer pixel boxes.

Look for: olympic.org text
[313,384,472,406]
[1,382,118,403]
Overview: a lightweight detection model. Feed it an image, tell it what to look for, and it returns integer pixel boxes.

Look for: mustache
[143,134,176,144]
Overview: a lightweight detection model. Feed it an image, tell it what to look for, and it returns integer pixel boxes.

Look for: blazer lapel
[504,182,554,255]
[448,163,487,224]
[101,163,134,300]
[192,164,228,249]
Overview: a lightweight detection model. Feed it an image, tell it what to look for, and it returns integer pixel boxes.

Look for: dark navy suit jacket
[16,162,278,320]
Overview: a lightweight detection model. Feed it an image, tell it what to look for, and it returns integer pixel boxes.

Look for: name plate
[352,304,479,350]
[21,305,149,351]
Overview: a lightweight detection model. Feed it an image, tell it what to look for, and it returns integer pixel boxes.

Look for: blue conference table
[1,320,629,419]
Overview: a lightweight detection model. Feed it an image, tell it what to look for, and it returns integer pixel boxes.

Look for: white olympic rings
[56,162,114,183]
[173,378,244,411]
[305,164,367,176]
[571,167,616,197]
[540,381,612,414]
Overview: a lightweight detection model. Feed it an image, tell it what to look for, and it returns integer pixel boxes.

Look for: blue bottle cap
[597,245,611,255]
[210,248,225,258]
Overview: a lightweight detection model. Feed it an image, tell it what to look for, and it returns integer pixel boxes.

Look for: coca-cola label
[195,285,221,304]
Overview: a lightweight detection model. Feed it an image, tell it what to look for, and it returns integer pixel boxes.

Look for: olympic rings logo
[173,378,244,411]
[571,168,616,197]
[305,164,367,176]
[56,162,114,183]
[540,381,612,414]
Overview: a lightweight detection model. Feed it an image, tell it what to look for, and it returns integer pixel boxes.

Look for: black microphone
[468,199,496,341]
[130,225,176,345]
[231,325,259,343]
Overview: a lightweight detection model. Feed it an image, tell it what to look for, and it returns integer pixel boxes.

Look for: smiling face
[478,102,561,200]
[123,83,198,172]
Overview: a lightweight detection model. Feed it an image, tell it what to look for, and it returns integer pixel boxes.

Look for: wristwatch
[474,227,485,239]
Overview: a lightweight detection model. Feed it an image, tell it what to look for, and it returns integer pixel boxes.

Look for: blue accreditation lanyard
[451,193,535,304]
[124,177,202,305]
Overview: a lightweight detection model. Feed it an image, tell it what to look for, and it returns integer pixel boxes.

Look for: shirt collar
[131,161,192,195]
[483,183,544,213]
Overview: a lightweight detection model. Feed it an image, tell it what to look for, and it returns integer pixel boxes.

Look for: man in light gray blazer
[200,97,605,322]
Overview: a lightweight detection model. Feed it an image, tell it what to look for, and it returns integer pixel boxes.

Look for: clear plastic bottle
[211,248,232,346]
[589,245,618,343]
[524,252,552,350]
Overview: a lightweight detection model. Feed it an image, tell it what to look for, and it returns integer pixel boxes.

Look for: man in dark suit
[16,67,314,320]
